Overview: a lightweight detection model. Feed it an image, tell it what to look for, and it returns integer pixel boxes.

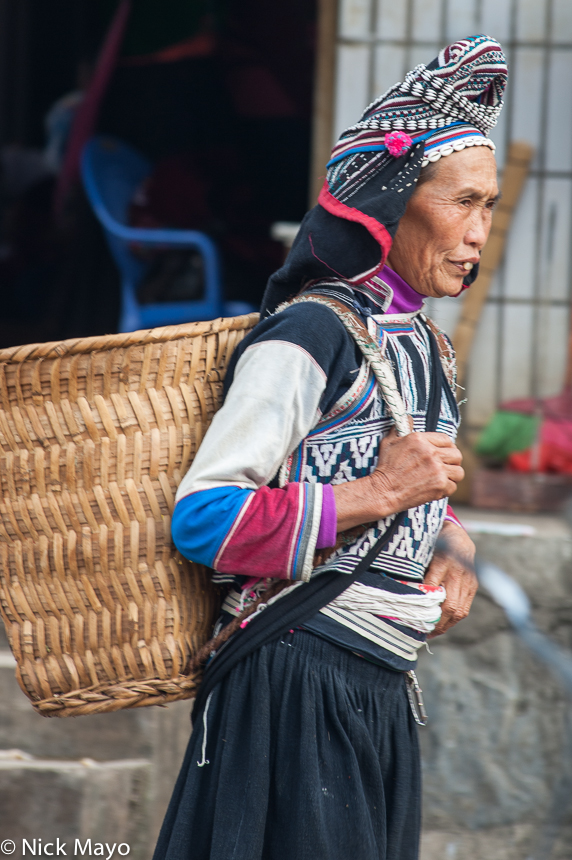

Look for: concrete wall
[1,508,571,859]
[333,0,572,430]
[419,507,572,859]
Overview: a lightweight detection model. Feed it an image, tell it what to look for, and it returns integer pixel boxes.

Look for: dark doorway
[0,0,317,347]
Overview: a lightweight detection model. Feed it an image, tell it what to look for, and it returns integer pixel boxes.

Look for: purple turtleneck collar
[367,265,425,315]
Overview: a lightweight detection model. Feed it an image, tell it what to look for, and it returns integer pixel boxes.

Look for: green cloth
[475,410,540,462]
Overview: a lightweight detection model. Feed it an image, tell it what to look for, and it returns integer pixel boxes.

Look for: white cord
[329,581,446,633]
[197,691,214,767]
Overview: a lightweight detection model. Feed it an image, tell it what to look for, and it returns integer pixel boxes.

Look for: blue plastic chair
[81,136,225,332]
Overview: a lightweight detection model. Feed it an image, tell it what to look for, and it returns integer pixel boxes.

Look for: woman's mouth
[449,260,474,274]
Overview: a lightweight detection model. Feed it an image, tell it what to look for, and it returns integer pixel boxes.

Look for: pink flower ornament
[384,131,413,157]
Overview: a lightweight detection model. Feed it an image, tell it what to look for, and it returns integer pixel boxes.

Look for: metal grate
[334,0,572,430]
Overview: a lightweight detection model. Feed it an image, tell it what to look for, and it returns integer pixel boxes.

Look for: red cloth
[54,0,131,214]
[497,391,572,475]
[445,504,464,529]
[508,417,572,475]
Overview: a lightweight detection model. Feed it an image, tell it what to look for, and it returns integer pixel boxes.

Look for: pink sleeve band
[316,483,337,548]
[444,504,465,530]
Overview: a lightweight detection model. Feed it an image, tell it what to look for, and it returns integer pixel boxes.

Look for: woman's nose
[465,209,491,249]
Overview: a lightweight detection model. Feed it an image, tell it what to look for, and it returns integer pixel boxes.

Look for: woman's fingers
[374,431,465,510]
[446,464,465,484]
[424,434,463,464]
[429,570,477,636]
[426,522,477,637]
[422,431,457,445]
[438,448,464,465]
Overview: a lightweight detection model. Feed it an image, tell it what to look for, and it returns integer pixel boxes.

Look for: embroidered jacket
[172,270,461,670]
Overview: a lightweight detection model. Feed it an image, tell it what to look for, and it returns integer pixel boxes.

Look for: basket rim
[0,312,260,364]
[31,671,202,717]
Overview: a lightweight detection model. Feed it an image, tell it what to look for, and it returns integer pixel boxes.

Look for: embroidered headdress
[261,35,508,316]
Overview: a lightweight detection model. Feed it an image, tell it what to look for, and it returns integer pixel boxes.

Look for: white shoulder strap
[286,294,411,438]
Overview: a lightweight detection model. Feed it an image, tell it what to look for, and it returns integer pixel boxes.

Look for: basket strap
[288,293,412,437]
[289,294,454,433]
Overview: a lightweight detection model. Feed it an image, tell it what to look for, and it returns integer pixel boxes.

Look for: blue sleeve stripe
[171,487,252,567]
[290,485,308,580]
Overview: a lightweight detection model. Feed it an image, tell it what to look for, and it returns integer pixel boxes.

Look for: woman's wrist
[368,468,399,519]
[332,471,398,532]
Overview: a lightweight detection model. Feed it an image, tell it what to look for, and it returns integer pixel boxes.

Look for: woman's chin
[434,275,466,298]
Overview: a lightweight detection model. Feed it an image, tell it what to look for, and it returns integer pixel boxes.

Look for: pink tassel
[384,131,413,157]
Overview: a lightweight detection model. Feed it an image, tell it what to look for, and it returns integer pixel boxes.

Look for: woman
[154,35,507,860]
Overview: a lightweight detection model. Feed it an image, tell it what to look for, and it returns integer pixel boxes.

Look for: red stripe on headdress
[318,181,393,282]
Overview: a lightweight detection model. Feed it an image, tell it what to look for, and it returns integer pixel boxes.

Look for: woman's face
[386,146,499,298]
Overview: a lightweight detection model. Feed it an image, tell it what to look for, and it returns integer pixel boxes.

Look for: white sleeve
[175,340,328,501]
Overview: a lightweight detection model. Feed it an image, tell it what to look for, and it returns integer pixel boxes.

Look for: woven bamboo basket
[0,313,258,717]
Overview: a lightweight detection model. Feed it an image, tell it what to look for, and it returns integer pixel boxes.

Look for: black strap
[192,512,405,717]
[424,319,443,432]
[192,320,446,719]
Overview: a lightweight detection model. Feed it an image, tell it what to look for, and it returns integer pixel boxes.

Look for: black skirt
[153,630,421,860]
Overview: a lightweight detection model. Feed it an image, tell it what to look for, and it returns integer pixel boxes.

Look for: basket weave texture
[0,314,258,717]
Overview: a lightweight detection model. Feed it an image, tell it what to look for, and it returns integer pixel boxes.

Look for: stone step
[0,750,150,860]
[0,652,168,762]
[0,621,192,768]
[0,651,193,856]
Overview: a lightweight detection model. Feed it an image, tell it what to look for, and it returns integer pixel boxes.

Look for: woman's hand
[372,429,464,512]
[332,429,464,532]
[424,520,477,637]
